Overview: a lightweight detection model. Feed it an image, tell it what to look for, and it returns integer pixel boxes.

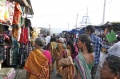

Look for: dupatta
[24,49,49,79]
[74,53,91,79]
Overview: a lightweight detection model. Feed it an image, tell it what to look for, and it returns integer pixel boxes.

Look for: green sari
[74,53,91,79]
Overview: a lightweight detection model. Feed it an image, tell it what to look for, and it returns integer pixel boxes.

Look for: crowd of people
[23,25,120,79]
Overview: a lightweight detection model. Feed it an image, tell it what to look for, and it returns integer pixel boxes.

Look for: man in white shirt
[45,34,51,50]
[108,36,120,57]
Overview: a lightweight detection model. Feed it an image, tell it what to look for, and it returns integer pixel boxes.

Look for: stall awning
[25,0,34,15]
[10,0,34,15]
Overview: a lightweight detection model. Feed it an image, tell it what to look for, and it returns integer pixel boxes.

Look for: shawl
[24,49,49,79]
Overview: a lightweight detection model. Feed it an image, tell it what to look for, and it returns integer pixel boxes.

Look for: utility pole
[86,7,88,16]
[49,24,51,35]
[76,13,78,29]
[68,22,69,31]
[102,0,106,24]
[49,24,51,30]
[86,7,88,25]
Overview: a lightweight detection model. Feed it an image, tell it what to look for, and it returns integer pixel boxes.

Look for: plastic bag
[106,30,117,42]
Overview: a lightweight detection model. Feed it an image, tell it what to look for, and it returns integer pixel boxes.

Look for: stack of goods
[0,68,16,79]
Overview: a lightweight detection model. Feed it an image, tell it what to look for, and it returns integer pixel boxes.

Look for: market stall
[0,0,34,78]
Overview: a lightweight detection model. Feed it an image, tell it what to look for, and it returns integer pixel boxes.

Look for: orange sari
[56,43,65,75]
[24,49,49,79]
[62,49,75,79]
[62,65,74,79]
[50,42,57,70]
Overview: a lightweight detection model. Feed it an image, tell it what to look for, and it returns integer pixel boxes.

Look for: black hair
[29,26,34,31]
[25,18,31,27]
[35,38,45,47]
[67,40,77,54]
[117,36,120,41]
[53,34,55,36]
[47,34,50,36]
[86,25,95,33]
[43,35,47,38]
[79,34,93,53]
[106,25,113,32]
[106,55,120,73]
[50,36,56,42]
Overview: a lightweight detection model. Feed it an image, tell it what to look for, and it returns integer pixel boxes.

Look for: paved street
[15,69,62,79]
[11,51,103,79]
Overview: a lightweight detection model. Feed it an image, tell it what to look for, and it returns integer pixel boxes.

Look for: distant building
[40,28,51,35]
[78,16,91,29]
[33,27,51,37]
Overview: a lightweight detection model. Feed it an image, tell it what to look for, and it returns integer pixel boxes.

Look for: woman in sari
[61,49,75,79]
[42,49,52,79]
[24,38,49,79]
[67,40,78,59]
[74,34,94,79]
[55,38,66,77]
[49,36,57,71]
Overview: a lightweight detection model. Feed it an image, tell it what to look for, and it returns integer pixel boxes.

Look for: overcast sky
[30,0,120,33]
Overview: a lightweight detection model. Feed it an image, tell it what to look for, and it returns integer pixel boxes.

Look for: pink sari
[43,50,52,65]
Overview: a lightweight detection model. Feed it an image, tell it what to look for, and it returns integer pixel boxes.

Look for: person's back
[86,25,102,66]
[47,34,51,42]
[42,50,52,79]
[74,34,94,79]
[108,41,120,56]
[45,34,51,46]
[90,34,102,62]
[86,25,102,79]
[24,38,49,79]
[83,53,94,70]
[43,50,52,65]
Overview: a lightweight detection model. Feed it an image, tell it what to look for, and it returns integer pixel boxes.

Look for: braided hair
[79,34,93,53]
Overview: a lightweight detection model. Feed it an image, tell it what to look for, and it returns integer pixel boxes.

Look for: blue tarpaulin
[68,29,79,34]
[68,29,85,34]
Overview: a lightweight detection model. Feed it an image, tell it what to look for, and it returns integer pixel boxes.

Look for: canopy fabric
[69,29,79,33]
[68,29,85,34]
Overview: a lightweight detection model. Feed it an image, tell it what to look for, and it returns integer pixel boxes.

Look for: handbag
[58,49,73,66]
